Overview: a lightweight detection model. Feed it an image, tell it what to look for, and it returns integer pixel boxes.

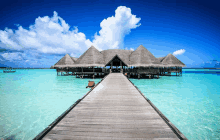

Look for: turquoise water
[0,69,220,139]
[131,69,220,140]
[0,69,101,140]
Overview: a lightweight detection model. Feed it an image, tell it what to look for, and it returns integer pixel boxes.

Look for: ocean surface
[0,69,220,140]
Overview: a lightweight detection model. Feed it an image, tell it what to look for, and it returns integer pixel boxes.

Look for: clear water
[131,69,220,140]
[0,69,101,140]
[0,69,220,140]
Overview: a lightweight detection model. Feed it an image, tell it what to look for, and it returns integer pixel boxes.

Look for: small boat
[86,81,95,88]
[3,67,16,73]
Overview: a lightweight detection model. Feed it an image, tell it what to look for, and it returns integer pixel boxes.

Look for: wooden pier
[35,73,187,140]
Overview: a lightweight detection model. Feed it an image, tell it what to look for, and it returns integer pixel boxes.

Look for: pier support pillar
[138,74,140,79]
[149,75,151,79]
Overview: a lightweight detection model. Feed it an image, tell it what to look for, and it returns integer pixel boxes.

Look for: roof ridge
[74,45,105,67]
[130,45,162,66]
[105,54,128,66]
[162,53,185,67]
[54,54,75,67]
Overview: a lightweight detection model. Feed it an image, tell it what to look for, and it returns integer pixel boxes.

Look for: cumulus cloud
[0,11,91,55]
[0,6,140,56]
[173,49,185,56]
[0,6,141,67]
[92,6,141,50]
[1,52,26,62]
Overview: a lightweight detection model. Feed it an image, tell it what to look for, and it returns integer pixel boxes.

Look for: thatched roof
[101,49,133,66]
[130,45,162,67]
[105,54,128,66]
[161,53,186,67]
[71,57,78,62]
[157,57,165,62]
[72,46,105,67]
[54,54,75,68]
[53,45,186,68]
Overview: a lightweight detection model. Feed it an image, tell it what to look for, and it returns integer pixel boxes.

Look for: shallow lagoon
[0,69,219,139]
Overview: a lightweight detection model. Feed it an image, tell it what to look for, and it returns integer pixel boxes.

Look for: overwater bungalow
[157,53,186,76]
[53,45,185,78]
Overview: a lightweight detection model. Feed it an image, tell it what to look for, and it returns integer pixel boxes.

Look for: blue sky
[0,0,219,68]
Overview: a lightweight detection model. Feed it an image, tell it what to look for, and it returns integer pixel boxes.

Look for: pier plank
[42,73,181,140]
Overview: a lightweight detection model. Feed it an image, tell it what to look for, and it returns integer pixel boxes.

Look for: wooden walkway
[41,73,186,140]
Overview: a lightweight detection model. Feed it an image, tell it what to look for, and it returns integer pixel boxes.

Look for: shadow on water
[3,134,16,140]
[184,71,220,75]
[128,76,161,79]
[129,77,160,79]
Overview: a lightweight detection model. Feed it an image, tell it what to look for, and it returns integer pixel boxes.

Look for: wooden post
[176,67,177,76]
[120,61,122,73]
[111,61,113,73]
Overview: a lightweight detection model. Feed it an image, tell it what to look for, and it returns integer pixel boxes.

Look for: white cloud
[1,52,25,61]
[0,6,141,67]
[130,48,134,51]
[173,49,185,56]
[91,6,141,50]
[0,11,91,56]
[70,53,76,57]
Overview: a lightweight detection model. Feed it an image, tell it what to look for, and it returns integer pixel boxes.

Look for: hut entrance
[105,55,127,73]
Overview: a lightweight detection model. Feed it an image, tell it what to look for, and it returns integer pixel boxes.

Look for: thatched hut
[54,54,75,68]
[101,49,133,73]
[101,49,133,66]
[69,46,105,78]
[54,54,75,75]
[161,53,186,67]
[130,45,162,67]
[129,45,163,78]
[53,45,185,78]
[157,53,186,76]
[73,46,105,67]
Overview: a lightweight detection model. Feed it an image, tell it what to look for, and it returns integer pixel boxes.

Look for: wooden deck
[40,73,186,140]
